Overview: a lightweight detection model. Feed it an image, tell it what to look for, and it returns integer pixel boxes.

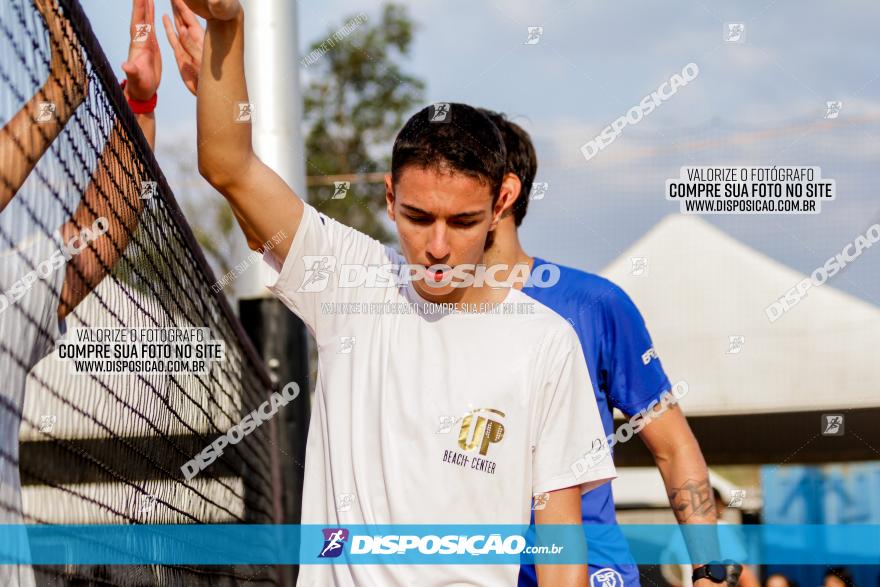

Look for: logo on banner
[319,528,349,558]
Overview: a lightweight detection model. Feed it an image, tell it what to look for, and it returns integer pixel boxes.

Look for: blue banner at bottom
[0,524,878,565]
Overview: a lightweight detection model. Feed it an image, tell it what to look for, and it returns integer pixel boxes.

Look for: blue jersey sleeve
[600,282,671,416]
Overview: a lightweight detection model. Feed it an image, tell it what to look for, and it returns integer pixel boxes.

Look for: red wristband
[120,79,157,114]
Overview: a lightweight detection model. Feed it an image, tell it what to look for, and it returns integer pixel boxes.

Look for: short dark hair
[825,568,855,587]
[477,108,537,226]
[391,103,507,202]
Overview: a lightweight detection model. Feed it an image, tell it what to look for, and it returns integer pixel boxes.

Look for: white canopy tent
[601,215,880,417]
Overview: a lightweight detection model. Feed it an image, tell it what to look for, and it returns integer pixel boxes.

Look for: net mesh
[0,0,285,583]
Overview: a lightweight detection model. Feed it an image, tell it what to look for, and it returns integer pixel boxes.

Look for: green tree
[302,2,425,243]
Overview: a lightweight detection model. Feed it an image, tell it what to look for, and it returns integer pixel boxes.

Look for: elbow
[197,156,234,191]
[246,235,264,252]
[197,151,251,193]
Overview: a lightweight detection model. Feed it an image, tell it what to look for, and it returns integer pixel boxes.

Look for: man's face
[386,166,508,301]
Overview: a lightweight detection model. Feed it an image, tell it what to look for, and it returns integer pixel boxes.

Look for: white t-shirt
[265,205,616,586]
[0,230,66,587]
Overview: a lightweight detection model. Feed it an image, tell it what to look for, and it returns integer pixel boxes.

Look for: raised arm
[163,0,262,251]
[184,0,301,264]
[58,0,160,319]
[0,0,87,212]
[120,0,161,149]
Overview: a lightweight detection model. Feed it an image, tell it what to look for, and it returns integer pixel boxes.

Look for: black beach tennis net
[0,0,289,584]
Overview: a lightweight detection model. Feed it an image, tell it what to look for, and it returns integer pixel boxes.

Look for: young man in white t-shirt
[184,2,616,584]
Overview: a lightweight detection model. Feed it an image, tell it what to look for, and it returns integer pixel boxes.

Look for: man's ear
[491,172,521,229]
[384,174,395,221]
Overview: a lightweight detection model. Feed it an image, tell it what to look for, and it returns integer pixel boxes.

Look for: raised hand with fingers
[122,0,161,103]
[181,0,241,21]
[162,0,204,96]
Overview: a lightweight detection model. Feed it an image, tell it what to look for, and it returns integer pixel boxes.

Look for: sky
[77,0,880,307]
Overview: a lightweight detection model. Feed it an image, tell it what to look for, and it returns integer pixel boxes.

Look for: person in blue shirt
[479,109,719,587]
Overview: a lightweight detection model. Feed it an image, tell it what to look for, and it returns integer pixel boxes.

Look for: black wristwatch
[692,561,743,585]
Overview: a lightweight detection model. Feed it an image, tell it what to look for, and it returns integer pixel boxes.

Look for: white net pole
[238,0,306,299]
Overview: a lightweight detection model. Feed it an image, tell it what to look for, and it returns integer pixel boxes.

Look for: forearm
[658,439,715,523]
[133,112,155,149]
[194,5,302,261]
[0,80,78,210]
[637,403,719,566]
[655,438,720,564]
[536,562,587,587]
[535,487,588,587]
[59,121,144,319]
[121,72,156,148]
[3,0,88,211]
[197,11,254,188]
